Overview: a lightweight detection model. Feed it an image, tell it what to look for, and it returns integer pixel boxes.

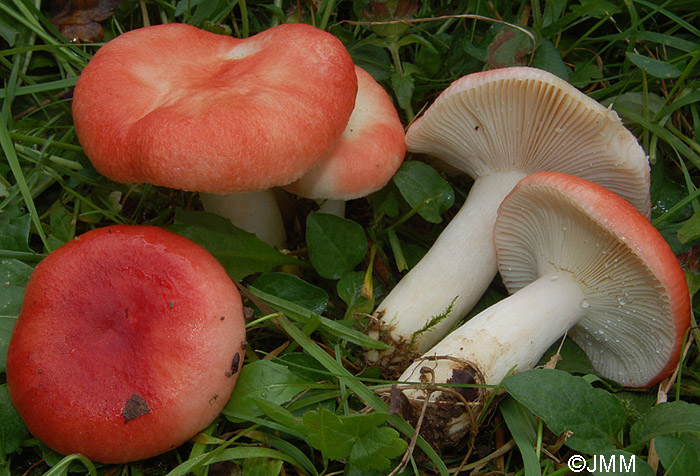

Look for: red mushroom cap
[72,23,358,193]
[6,225,245,463]
[284,66,406,200]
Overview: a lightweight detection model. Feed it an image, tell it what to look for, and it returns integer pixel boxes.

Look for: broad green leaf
[348,426,407,471]
[677,209,700,243]
[629,401,700,445]
[485,26,533,68]
[252,398,304,434]
[369,182,401,219]
[603,92,666,126]
[169,209,298,280]
[305,213,367,280]
[337,272,374,317]
[392,162,454,223]
[569,62,603,88]
[531,39,569,80]
[0,259,34,372]
[0,384,29,455]
[537,338,595,375]
[224,360,311,419]
[303,408,355,460]
[242,458,283,476]
[654,434,700,476]
[503,369,625,454]
[253,273,328,315]
[625,53,683,79]
[303,408,402,469]
[635,31,698,53]
[500,397,541,476]
[0,211,31,252]
[390,72,414,111]
[47,204,75,248]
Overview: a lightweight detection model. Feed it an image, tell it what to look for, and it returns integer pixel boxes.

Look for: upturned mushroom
[396,172,690,447]
[72,23,358,248]
[6,225,246,463]
[284,65,406,216]
[367,66,651,374]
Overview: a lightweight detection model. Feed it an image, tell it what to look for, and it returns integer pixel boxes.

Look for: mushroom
[396,172,690,447]
[367,66,651,374]
[284,65,406,217]
[72,23,358,248]
[6,225,246,463]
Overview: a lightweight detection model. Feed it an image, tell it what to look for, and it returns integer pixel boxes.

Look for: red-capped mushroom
[284,65,406,216]
[6,225,246,463]
[72,23,358,247]
[397,172,690,447]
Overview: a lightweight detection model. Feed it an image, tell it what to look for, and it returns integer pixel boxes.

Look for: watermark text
[568,454,636,473]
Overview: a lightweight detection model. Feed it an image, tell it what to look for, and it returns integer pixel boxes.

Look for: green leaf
[304,408,356,460]
[0,210,31,253]
[0,384,29,455]
[654,434,700,476]
[390,72,414,111]
[625,53,683,79]
[392,162,455,223]
[169,209,299,280]
[531,39,569,80]
[503,369,626,454]
[252,273,328,315]
[348,426,407,471]
[677,209,700,243]
[242,458,283,476]
[485,26,533,68]
[224,360,312,419]
[47,204,75,248]
[303,409,404,470]
[603,92,666,127]
[537,339,596,375]
[0,259,34,372]
[305,213,367,280]
[629,401,700,445]
[252,398,303,434]
[337,272,374,317]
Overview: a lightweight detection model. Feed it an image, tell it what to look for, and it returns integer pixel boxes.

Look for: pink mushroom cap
[6,225,246,463]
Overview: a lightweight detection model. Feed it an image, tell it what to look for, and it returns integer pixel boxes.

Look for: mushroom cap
[72,23,357,194]
[405,66,651,216]
[495,172,690,387]
[6,225,246,463]
[284,66,406,200]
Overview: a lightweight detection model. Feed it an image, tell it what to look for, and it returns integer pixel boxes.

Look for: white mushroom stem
[367,170,527,366]
[200,190,287,249]
[316,199,346,217]
[399,271,585,390]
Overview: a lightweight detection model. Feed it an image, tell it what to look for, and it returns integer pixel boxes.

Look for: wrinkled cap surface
[6,225,246,463]
[495,172,690,387]
[405,66,651,216]
[284,66,406,200]
[72,23,357,193]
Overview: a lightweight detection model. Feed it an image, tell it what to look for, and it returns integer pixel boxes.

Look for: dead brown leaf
[51,0,123,43]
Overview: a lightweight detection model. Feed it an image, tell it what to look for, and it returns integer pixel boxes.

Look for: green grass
[2,0,700,475]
